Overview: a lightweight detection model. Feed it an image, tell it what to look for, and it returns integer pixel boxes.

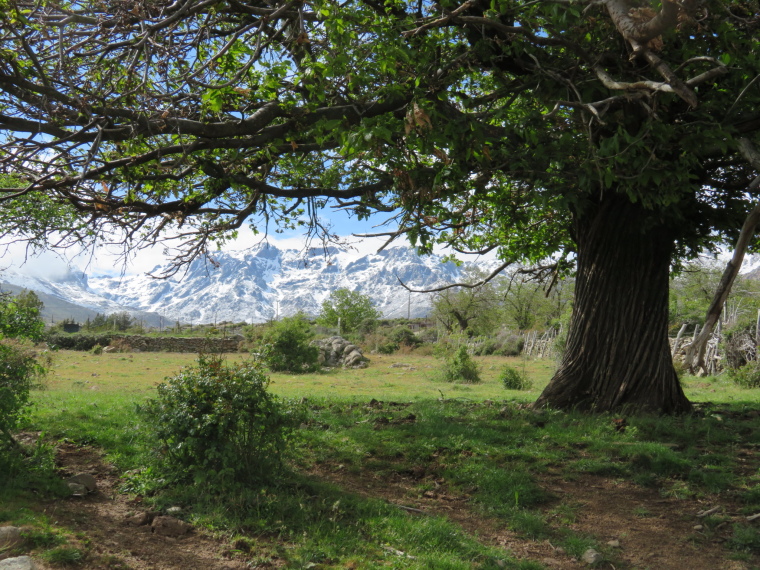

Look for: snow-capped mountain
[1,243,472,324]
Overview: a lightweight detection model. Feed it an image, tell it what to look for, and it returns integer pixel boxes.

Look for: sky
[0,206,408,279]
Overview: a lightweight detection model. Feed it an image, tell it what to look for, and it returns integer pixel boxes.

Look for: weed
[560,533,597,559]
[42,546,84,566]
[22,528,65,549]
[728,523,760,553]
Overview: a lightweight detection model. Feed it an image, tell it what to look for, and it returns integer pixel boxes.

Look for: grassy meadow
[4,349,760,568]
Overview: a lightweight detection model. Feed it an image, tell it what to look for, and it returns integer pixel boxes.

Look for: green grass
[7,350,760,568]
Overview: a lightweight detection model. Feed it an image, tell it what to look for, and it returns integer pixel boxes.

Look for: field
[4,349,760,569]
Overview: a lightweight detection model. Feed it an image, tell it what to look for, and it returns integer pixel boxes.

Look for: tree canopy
[1,0,759,412]
[317,288,381,334]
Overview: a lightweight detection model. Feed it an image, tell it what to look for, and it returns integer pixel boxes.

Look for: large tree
[317,288,381,334]
[1,0,759,413]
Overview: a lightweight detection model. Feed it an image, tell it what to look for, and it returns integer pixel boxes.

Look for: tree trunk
[684,202,760,374]
[535,195,691,414]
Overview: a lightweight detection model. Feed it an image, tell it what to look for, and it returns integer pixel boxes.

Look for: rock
[311,336,369,369]
[0,527,22,549]
[0,557,39,570]
[693,525,704,531]
[103,346,116,353]
[606,539,620,548]
[166,506,183,516]
[125,512,155,526]
[67,482,88,496]
[151,516,192,537]
[581,549,603,565]
[65,473,97,493]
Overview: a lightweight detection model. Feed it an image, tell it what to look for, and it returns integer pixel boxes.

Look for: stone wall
[108,335,243,353]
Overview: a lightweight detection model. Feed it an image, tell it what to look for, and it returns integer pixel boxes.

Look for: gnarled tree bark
[535,194,691,414]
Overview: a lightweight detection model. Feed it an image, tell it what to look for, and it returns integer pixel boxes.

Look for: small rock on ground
[581,548,603,564]
[0,556,39,570]
[0,527,22,549]
[152,516,192,537]
[65,473,97,493]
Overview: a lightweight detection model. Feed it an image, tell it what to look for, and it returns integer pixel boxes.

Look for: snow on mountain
[78,243,467,324]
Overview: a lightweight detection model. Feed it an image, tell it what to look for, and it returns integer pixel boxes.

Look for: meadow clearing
[3,349,760,569]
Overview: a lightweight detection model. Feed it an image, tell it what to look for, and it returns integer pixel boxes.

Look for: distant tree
[432,268,501,337]
[500,272,572,332]
[317,289,381,335]
[109,312,134,332]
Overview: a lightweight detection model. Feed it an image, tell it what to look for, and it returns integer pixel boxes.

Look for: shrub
[91,344,103,355]
[499,365,532,390]
[437,346,481,383]
[260,314,320,373]
[728,361,760,388]
[389,326,422,349]
[140,354,294,486]
[0,339,47,451]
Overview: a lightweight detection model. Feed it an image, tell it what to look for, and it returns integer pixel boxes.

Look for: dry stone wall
[109,335,243,353]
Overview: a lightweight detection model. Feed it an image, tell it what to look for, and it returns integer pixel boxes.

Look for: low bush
[141,354,295,487]
[260,314,320,373]
[728,361,760,388]
[0,339,47,452]
[437,346,481,384]
[389,326,422,349]
[499,365,532,390]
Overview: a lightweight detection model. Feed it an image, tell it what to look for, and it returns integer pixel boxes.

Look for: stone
[125,512,154,526]
[0,557,39,570]
[166,506,183,516]
[311,336,369,369]
[0,527,22,549]
[67,482,88,496]
[693,525,704,531]
[606,539,620,548]
[65,473,97,493]
[581,549,603,565]
[151,516,192,537]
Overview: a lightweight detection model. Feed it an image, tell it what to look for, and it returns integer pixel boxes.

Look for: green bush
[728,361,760,388]
[261,314,320,373]
[437,346,481,384]
[0,339,47,452]
[141,354,294,486]
[0,290,45,342]
[499,365,532,390]
[389,326,422,348]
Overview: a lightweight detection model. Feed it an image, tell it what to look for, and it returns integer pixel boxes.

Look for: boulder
[311,337,369,369]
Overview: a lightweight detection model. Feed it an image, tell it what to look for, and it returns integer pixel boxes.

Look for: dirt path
[42,442,249,570]
[26,441,760,569]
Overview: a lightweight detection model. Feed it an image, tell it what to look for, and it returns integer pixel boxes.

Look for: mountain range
[0,243,474,325]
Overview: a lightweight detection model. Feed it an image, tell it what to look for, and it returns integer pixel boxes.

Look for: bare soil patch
[40,442,252,569]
